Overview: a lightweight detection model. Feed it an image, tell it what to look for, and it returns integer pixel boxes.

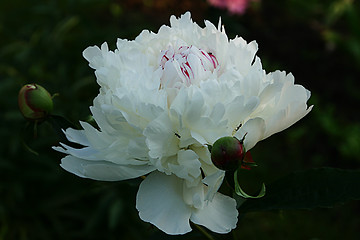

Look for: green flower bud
[18,83,53,121]
[210,136,245,171]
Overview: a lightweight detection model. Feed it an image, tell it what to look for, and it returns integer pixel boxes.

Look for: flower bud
[211,136,245,171]
[18,83,53,121]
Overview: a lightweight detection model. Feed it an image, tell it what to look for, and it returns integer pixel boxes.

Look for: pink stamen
[209,53,219,69]
[160,45,219,86]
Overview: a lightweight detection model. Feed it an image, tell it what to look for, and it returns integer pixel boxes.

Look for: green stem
[232,229,239,240]
[193,223,216,240]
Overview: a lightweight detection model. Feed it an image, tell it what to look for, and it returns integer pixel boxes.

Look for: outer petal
[83,42,109,69]
[136,172,192,235]
[190,192,238,234]
[60,155,155,181]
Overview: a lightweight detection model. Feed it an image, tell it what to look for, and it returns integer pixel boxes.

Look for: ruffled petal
[136,172,192,235]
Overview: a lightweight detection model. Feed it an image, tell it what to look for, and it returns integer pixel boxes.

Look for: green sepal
[207,144,212,153]
[242,162,258,168]
[234,169,266,199]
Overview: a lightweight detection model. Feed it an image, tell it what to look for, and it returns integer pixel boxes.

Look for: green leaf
[238,168,360,212]
[234,169,266,199]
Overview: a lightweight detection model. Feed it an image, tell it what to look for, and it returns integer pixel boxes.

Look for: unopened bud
[211,136,245,171]
[18,83,53,121]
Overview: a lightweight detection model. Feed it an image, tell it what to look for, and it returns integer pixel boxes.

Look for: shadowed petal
[190,192,238,233]
[136,172,192,235]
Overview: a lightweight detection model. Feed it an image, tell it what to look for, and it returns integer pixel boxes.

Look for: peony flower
[54,12,312,235]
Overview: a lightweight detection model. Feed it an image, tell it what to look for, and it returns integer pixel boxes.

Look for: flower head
[54,12,312,235]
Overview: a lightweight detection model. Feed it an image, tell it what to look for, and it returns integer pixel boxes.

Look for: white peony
[54,12,312,235]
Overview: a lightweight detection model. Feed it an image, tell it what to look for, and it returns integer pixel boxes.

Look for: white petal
[136,172,192,235]
[82,46,101,69]
[226,95,259,130]
[60,155,155,181]
[202,170,225,201]
[190,192,238,234]
[56,143,98,160]
[177,149,201,180]
[79,121,110,149]
[264,103,313,139]
[63,128,89,146]
[82,43,109,69]
[144,112,179,158]
[234,117,266,151]
[169,149,201,181]
[209,102,225,123]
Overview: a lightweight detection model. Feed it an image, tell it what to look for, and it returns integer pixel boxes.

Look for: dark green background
[1,0,360,239]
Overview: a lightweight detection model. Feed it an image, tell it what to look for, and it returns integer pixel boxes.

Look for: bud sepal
[240,151,258,170]
[234,169,266,199]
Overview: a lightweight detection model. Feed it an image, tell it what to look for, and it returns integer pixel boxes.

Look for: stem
[33,120,38,138]
[232,229,239,240]
[192,223,216,240]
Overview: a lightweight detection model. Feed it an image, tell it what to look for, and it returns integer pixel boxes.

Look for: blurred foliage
[1,0,360,239]
[238,167,360,212]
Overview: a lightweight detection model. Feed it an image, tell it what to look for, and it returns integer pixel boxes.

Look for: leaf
[234,169,266,199]
[238,167,360,212]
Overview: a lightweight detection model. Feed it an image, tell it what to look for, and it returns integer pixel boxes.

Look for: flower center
[159,45,218,88]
